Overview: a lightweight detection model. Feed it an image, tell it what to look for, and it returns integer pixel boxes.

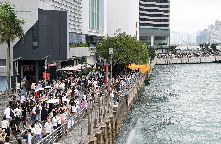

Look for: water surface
[114,63,221,144]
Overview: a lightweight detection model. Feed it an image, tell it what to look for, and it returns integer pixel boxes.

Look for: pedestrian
[44,119,53,136]
[14,106,21,126]
[4,105,11,123]
[27,129,32,144]
[41,103,47,122]
[52,114,58,130]
[4,136,10,144]
[16,138,22,144]
[9,117,17,140]
[1,117,9,137]
[34,120,42,144]
[57,113,62,138]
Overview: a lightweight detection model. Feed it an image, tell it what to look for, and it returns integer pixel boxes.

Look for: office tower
[139,0,170,46]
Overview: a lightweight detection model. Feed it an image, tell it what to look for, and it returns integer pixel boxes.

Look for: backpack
[36,106,40,114]
[10,109,14,118]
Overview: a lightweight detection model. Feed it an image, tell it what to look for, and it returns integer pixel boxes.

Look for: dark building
[12,9,68,89]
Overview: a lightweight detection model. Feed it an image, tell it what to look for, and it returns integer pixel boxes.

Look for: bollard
[100,122,106,143]
[95,128,102,144]
[109,114,114,142]
[88,135,97,144]
[105,117,110,144]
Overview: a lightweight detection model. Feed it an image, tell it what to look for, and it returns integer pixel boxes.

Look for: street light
[13,57,22,96]
[42,55,50,87]
[108,48,113,113]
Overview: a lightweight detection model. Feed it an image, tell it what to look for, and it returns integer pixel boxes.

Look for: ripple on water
[114,63,221,144]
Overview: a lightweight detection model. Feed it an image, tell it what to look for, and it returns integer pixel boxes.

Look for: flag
[21,76,26,86]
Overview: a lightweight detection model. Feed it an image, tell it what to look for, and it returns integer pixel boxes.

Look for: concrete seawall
[155,56,221,65]
[87,61,156,144]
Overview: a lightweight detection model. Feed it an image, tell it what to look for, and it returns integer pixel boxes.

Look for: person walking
[14,106,21,126]
[9,117,17,141]
[34,120,42,144]
[44,119,53,136]
[41,103,47,122]
[57,113,61,138]
[27,129,32,144]
[4,105,11,123]
[52,114,58,130]
[1,117,9,137]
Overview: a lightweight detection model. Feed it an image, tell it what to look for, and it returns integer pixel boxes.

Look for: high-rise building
[139,0,170,46]
[215,20,221,30]
[107,0,139,39]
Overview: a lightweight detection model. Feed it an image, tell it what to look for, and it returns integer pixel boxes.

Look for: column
[21,65,23,80]
[167,36,170,45]
[36,60,39,84]
[151,36,154,46]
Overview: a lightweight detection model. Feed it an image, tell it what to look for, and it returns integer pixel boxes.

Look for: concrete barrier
[155,56,221,65]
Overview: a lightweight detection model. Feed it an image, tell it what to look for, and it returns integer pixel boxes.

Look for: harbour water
[114,63,221,144]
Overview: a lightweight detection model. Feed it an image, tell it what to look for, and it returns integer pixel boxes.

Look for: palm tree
[0,2,25,94]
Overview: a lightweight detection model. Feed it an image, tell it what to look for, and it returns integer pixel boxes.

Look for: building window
[0,59,6,66]
[155,36,166,40]
[89,0,101,30]
[32,21,39,52]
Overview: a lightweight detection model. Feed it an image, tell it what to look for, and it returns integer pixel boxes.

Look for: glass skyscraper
[139,0,170,46]
[89,0,101,31]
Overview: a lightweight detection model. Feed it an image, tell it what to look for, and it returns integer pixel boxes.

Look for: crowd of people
[0,67,141,144]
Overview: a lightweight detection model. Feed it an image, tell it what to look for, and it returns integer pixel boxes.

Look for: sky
[170,0,221,34]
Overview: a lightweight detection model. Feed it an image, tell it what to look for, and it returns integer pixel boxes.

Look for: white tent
[47,99,59,103]
[58,64,85,71]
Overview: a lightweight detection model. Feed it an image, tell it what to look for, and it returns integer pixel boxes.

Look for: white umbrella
[47,99,59,103]
[44,86,52,89]
[39,88,44,91]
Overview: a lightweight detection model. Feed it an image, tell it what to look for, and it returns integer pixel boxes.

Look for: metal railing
[38,107,87,144]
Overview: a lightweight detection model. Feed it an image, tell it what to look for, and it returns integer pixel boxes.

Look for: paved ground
[58,118,89,144]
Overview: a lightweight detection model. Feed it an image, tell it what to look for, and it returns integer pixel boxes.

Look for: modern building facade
[139,0,170,47]
[107,0,139,39]
[0,0,69,91]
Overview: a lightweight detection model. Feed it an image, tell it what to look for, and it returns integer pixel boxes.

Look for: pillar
[36,60,39,84]
[109,114,114,143]
[151,36,154,46]
[21,65,23,80]
[101,123,106,143]
[105,117,110,144]
[167,35,170,45]
[88,136,97,144]
[95,129,102,144]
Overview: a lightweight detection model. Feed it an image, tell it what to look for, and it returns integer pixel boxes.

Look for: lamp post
[42,55,50,87]
[108,48,113,113]
[13,57,22,96]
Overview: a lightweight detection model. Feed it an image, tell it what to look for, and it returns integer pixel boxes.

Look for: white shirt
[62,96,66,102]
[52,117,57,127]
[44,122,53,134]
[57,116,61,125]
[28,134,32,144]
[1,120,9,128]
[4,108,11,118]
[21,95,25,103]
[33,105,42,115]
[83,95,87,100]
[34,123,42,135]
[71,106,77,113]
[14,108,21,117]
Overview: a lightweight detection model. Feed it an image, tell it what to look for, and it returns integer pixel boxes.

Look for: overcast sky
[170,0,221,34]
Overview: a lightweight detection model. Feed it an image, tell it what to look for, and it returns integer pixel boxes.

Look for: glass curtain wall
[89,0,101,30]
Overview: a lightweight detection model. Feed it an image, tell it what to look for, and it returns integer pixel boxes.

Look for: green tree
[95,32,149,65]
[0,2,25,94]
[148,46,156,60]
